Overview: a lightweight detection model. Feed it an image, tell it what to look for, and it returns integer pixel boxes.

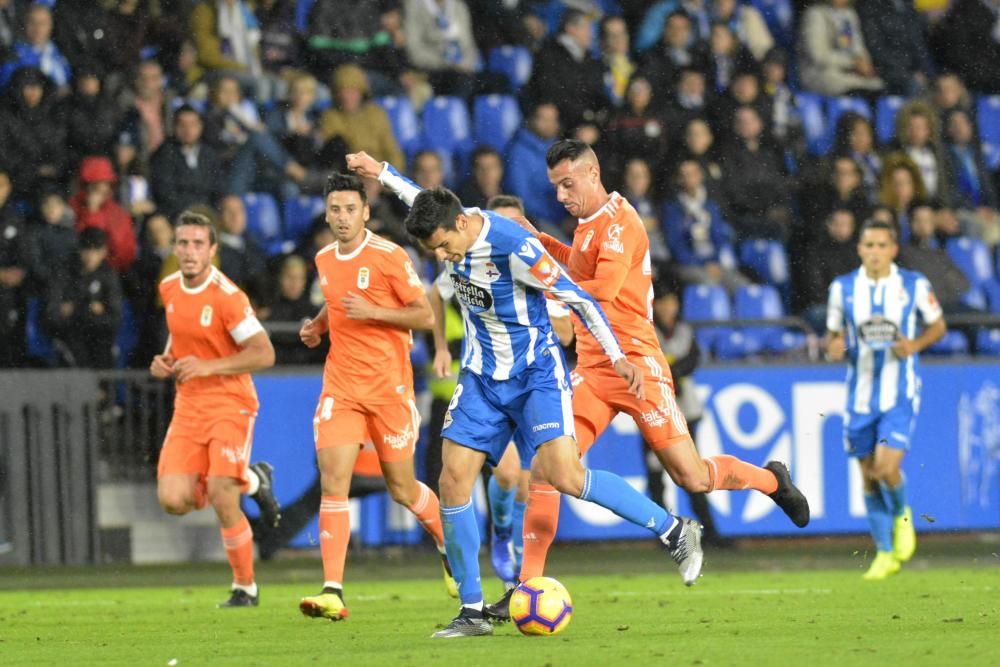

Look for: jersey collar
[578,191,623,225]
[859,262,899,287]
[180,266,217,295]
[335,229,372,260]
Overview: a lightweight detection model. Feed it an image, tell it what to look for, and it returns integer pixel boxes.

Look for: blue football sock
[579,469,675,536]
[880,474,908,518]
[511,500,526,570]
[488,475,515,532]
[863,492,894,552]
[440,500,483,605]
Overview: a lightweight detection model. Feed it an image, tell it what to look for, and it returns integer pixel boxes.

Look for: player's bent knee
[158,492,193,516]
[548,469,584,498]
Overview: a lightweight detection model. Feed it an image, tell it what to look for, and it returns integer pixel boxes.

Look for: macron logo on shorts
[532,422,560,433]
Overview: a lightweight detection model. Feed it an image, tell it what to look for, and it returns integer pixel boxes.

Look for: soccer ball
[509,576,573,636]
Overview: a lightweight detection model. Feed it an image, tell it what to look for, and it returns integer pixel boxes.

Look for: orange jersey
[316,230,425,404]
[159,267,262,413]
[558,192,661,367]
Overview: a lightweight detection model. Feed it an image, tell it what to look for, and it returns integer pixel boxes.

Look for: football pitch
[2,538,998,666]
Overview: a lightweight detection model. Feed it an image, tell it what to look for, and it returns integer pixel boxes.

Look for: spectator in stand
[932,0,1000,94]
[0,3,71,93]
[44,227,122,369]
[798,0,883,97]
[600,15,635,109]
[943,109,999,220]
[0,0,20,63]
[264,73,338,194]
[636,0,712,52]
[761,48,801,150]
[891,100,954,206]
[676,116,725,202]
[622,157,670,267]
[503,102,565,228]
[98,0,156,86]
[878,154,927,243]
[897,204,971,315]
[150,104,224,219]
[364,177,408,245]
[128,212,173,366]
[639,10,712,106]
[261,254,325,365]
[190,0,278,100]
[27,189,78,294]
[319,64,405,172]
[605,75,670,187]
[403,0,481,98]
[70,156,137,275]
[411,150,446,190]
[831,112,882,203]
[855,0,933,96]
[710,70,772,145]
[798,208,859,328]
[706,22,756,95]
[720,105,791,241]
[665,67,708,131]
[712,0,774,61]
[116,61,178,179]
[802,156,871,234]
[928,72,974,123]
[216,194,268,303]
[63,64,119,172]
[457,147,504,210]
[524,9,610,130]
[0,67,66,201]
[663,159,748,292]
[0,167,29,367]
[255,0,303,83]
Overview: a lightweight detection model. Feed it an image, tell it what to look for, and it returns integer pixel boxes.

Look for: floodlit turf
[1,542,998,666]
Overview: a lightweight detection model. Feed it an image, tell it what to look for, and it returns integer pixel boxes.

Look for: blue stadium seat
[421,96,474,158]
[375,96,422,157]
[738,239,789,287]
[715,330,764,360]
[961,286,988,311]
[473,95,522,152]
[241,192,282,247]
[283,195,325,243]
[946,236,995,288]
[487,46,533,92]
[875,96,905,145]
[682,284,731,353]
[733,284,804,354]
[114,299,139,368]
[982,278,1000,314]
[795,92,827,155]
[976,329,1000,355]
[295,0,315,32]
[750,0,794,49]
[926,330,969,356]
[25,297,56,365]
[977,96,1000,171]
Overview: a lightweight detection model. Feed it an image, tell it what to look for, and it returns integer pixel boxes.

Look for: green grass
[1,540,999,666]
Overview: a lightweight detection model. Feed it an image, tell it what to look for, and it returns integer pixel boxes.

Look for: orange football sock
[518,484,560,581]
[706,455,778,494]
[220,515,255,586]
[406,481,445,550]
[319,496,350,585]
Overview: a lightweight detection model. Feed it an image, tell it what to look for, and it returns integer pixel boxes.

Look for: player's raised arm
[347,151,422,207]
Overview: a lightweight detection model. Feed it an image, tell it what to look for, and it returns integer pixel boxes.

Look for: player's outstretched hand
[300,317,324,348]
[150,353,175,379]
[433,348,453,378]
[613,357,645,400]
[172,356,214,383]
[346,151,384,179]
[826,333,846,361]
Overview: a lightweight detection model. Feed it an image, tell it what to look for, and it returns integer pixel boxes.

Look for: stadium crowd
[1,0,999,369]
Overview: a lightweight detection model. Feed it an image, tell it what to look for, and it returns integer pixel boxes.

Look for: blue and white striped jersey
[380,164,624,380]
[827,263,943,415]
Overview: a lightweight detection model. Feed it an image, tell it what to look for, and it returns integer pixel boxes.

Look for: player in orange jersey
[296,172,456,622]
[488,139,811,618]
[151,211,280,608]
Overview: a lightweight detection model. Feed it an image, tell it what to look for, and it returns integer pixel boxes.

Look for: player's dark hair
[176,210,217,245]
[405,187,464,240]
[324,171,367,204]
[859,218,898,243]
[486,194,524,213]
[545,139,592,169]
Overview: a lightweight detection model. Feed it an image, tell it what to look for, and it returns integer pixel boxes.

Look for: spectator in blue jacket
[662,159,749,292]
[503,102,565,229]
[0,3,71,93]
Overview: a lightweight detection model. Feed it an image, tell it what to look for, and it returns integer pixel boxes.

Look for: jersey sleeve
[378,163,422,207]
[914,275,943,325]
[545,297,570,319]
[594,210,638,267]
[509,236,624,363]
[220,289,265,345]
[826,279,844,334]
[385,248,426,305]
[434,269,455,301]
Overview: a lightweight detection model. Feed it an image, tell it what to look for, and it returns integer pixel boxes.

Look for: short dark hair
[486,194,524,213]
[78,227,108,250]
[174,104,201,121]
[560,8,588,33]
[471,145,501,166]
[859,218,898,243]
[405,187,463,241]
[176,209,218,245]
[324,171,367,204]
[545,139,591,169]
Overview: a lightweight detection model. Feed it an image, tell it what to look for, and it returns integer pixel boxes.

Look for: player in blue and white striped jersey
[826,219,946,581]
[346,152,693,638]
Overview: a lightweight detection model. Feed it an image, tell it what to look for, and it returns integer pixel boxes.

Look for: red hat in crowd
[78,156,117,184]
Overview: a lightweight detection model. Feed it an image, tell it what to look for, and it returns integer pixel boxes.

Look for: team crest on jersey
[580,229,595,251]
[603,224,625,253]
[357,267,370,289]
[200,305,213,327]
[484,261,501,282]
